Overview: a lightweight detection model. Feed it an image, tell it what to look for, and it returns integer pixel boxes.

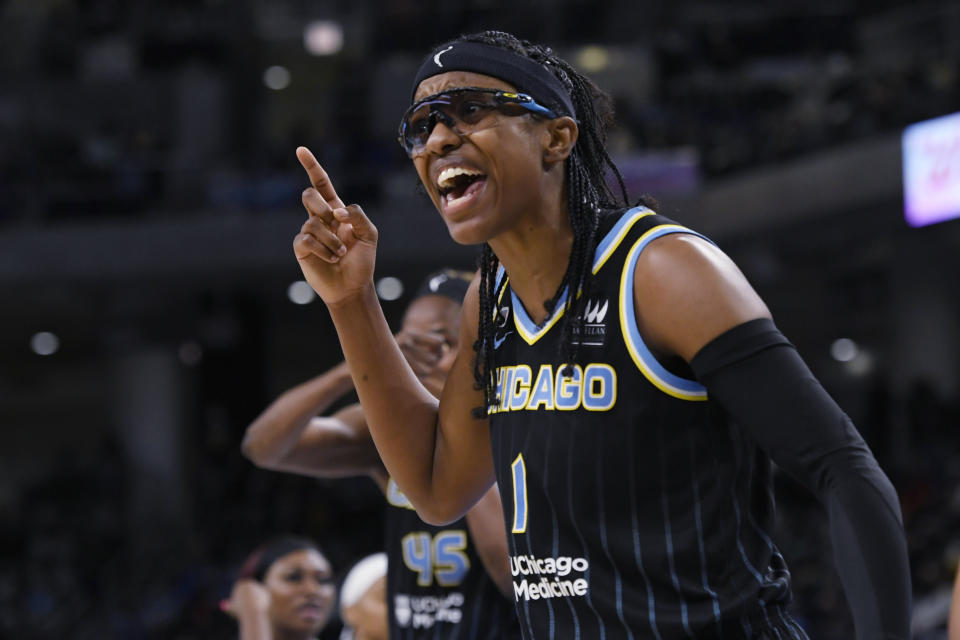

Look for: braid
[453,31,632,415]
[472,244,500,418]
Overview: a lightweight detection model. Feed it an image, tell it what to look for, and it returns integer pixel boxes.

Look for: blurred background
[1,0,959,637]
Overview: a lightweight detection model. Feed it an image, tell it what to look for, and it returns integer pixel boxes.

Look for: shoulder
[631,231,770,361]
[635,232,731,287]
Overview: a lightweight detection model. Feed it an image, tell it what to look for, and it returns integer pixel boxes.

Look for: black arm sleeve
[690,318,911,640]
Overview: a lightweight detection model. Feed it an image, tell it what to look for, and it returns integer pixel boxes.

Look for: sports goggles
[398,87,558,157]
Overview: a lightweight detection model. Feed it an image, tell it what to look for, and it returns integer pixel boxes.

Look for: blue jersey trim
[504,206,655,346]
[593,206,655,274]
[511,286,570,345]
[619,225,709,400]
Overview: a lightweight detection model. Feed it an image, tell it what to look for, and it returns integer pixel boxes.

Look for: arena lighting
[902,110,960,227]
[263,65,291,90]
[304,20,344,56]
[846,350,875,377]
[287,280,316,305]
[30,331,60,356]
[376,277,404,301]
[830,338,858,363]
[576,46,610,72]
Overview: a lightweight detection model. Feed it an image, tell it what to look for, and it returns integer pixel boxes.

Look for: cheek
[320,584,336,603]
[413,161,440,203]
[483,129,542,192]
[266,591,288,620]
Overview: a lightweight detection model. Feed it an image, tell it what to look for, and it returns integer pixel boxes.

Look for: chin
[443,216,495,246]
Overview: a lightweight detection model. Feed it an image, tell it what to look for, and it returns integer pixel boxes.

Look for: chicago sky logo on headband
[433,45,454,67]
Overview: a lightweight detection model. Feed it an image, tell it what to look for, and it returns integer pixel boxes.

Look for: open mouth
[437,166,487,208]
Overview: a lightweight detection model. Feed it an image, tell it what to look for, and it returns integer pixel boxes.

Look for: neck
[489,190,573,326]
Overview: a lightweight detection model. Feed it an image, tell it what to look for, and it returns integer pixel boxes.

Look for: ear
[542,116,578,165]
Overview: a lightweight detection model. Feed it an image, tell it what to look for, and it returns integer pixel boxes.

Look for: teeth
[438,166,483,189]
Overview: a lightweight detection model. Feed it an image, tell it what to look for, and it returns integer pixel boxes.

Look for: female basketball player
[339,553,389,640]
[242,271,518,639]
[291,30,910,639]
[222,536,336,639]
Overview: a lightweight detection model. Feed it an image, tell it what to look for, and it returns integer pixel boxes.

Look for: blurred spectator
[222,536,336,640]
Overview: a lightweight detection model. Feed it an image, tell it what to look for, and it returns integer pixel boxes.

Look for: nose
[302,576,327,596]
[422,116,462,156]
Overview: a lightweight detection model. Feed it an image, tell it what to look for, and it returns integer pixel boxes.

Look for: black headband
[240,536,320,582]
[411,41,575,118]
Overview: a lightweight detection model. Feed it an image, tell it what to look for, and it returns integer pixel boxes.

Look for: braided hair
[457,31,633,418]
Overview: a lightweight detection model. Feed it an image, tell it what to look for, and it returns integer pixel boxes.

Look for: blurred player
[222,535,336,639]
[339,552,388,640]
[243,270,518,639]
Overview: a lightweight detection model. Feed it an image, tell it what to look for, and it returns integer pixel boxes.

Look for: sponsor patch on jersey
[572,297,608,347]
[509,553,590,602]
[394,592,465,628]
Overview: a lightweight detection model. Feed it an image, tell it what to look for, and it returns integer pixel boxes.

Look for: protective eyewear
[398,87,558,157]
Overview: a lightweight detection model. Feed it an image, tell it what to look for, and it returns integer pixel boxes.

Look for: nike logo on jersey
[493,331,513,350]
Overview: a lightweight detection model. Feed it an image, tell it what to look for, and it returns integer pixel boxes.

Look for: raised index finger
[296,146,346,209]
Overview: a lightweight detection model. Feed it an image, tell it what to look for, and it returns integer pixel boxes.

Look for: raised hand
[221,578,270,620]
[396,327,447,377]
[293,146,378,306]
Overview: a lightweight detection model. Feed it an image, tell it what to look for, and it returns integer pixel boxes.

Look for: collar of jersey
[502,205,654,346]
[510,286,570,345]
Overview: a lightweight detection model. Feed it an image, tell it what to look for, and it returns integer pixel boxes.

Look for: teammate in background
[222,536,336,640]
[242,270,518,639]
[950,560,960,640]
[290,29,911,639]
[339,553,389,640]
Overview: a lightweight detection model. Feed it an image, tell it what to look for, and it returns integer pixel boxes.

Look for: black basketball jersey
[488,207,809,639]
[384,477,520,640]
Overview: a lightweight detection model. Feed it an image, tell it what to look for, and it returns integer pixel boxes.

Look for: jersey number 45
[401,530,470,587]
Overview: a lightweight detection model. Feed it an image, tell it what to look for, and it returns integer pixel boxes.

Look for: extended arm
[635,234,911,640]
[243,314,451,484]
[241,361,385,483]
[292,148,496,524]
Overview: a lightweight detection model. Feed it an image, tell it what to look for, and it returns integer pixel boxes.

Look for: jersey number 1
[510,454,528,534]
